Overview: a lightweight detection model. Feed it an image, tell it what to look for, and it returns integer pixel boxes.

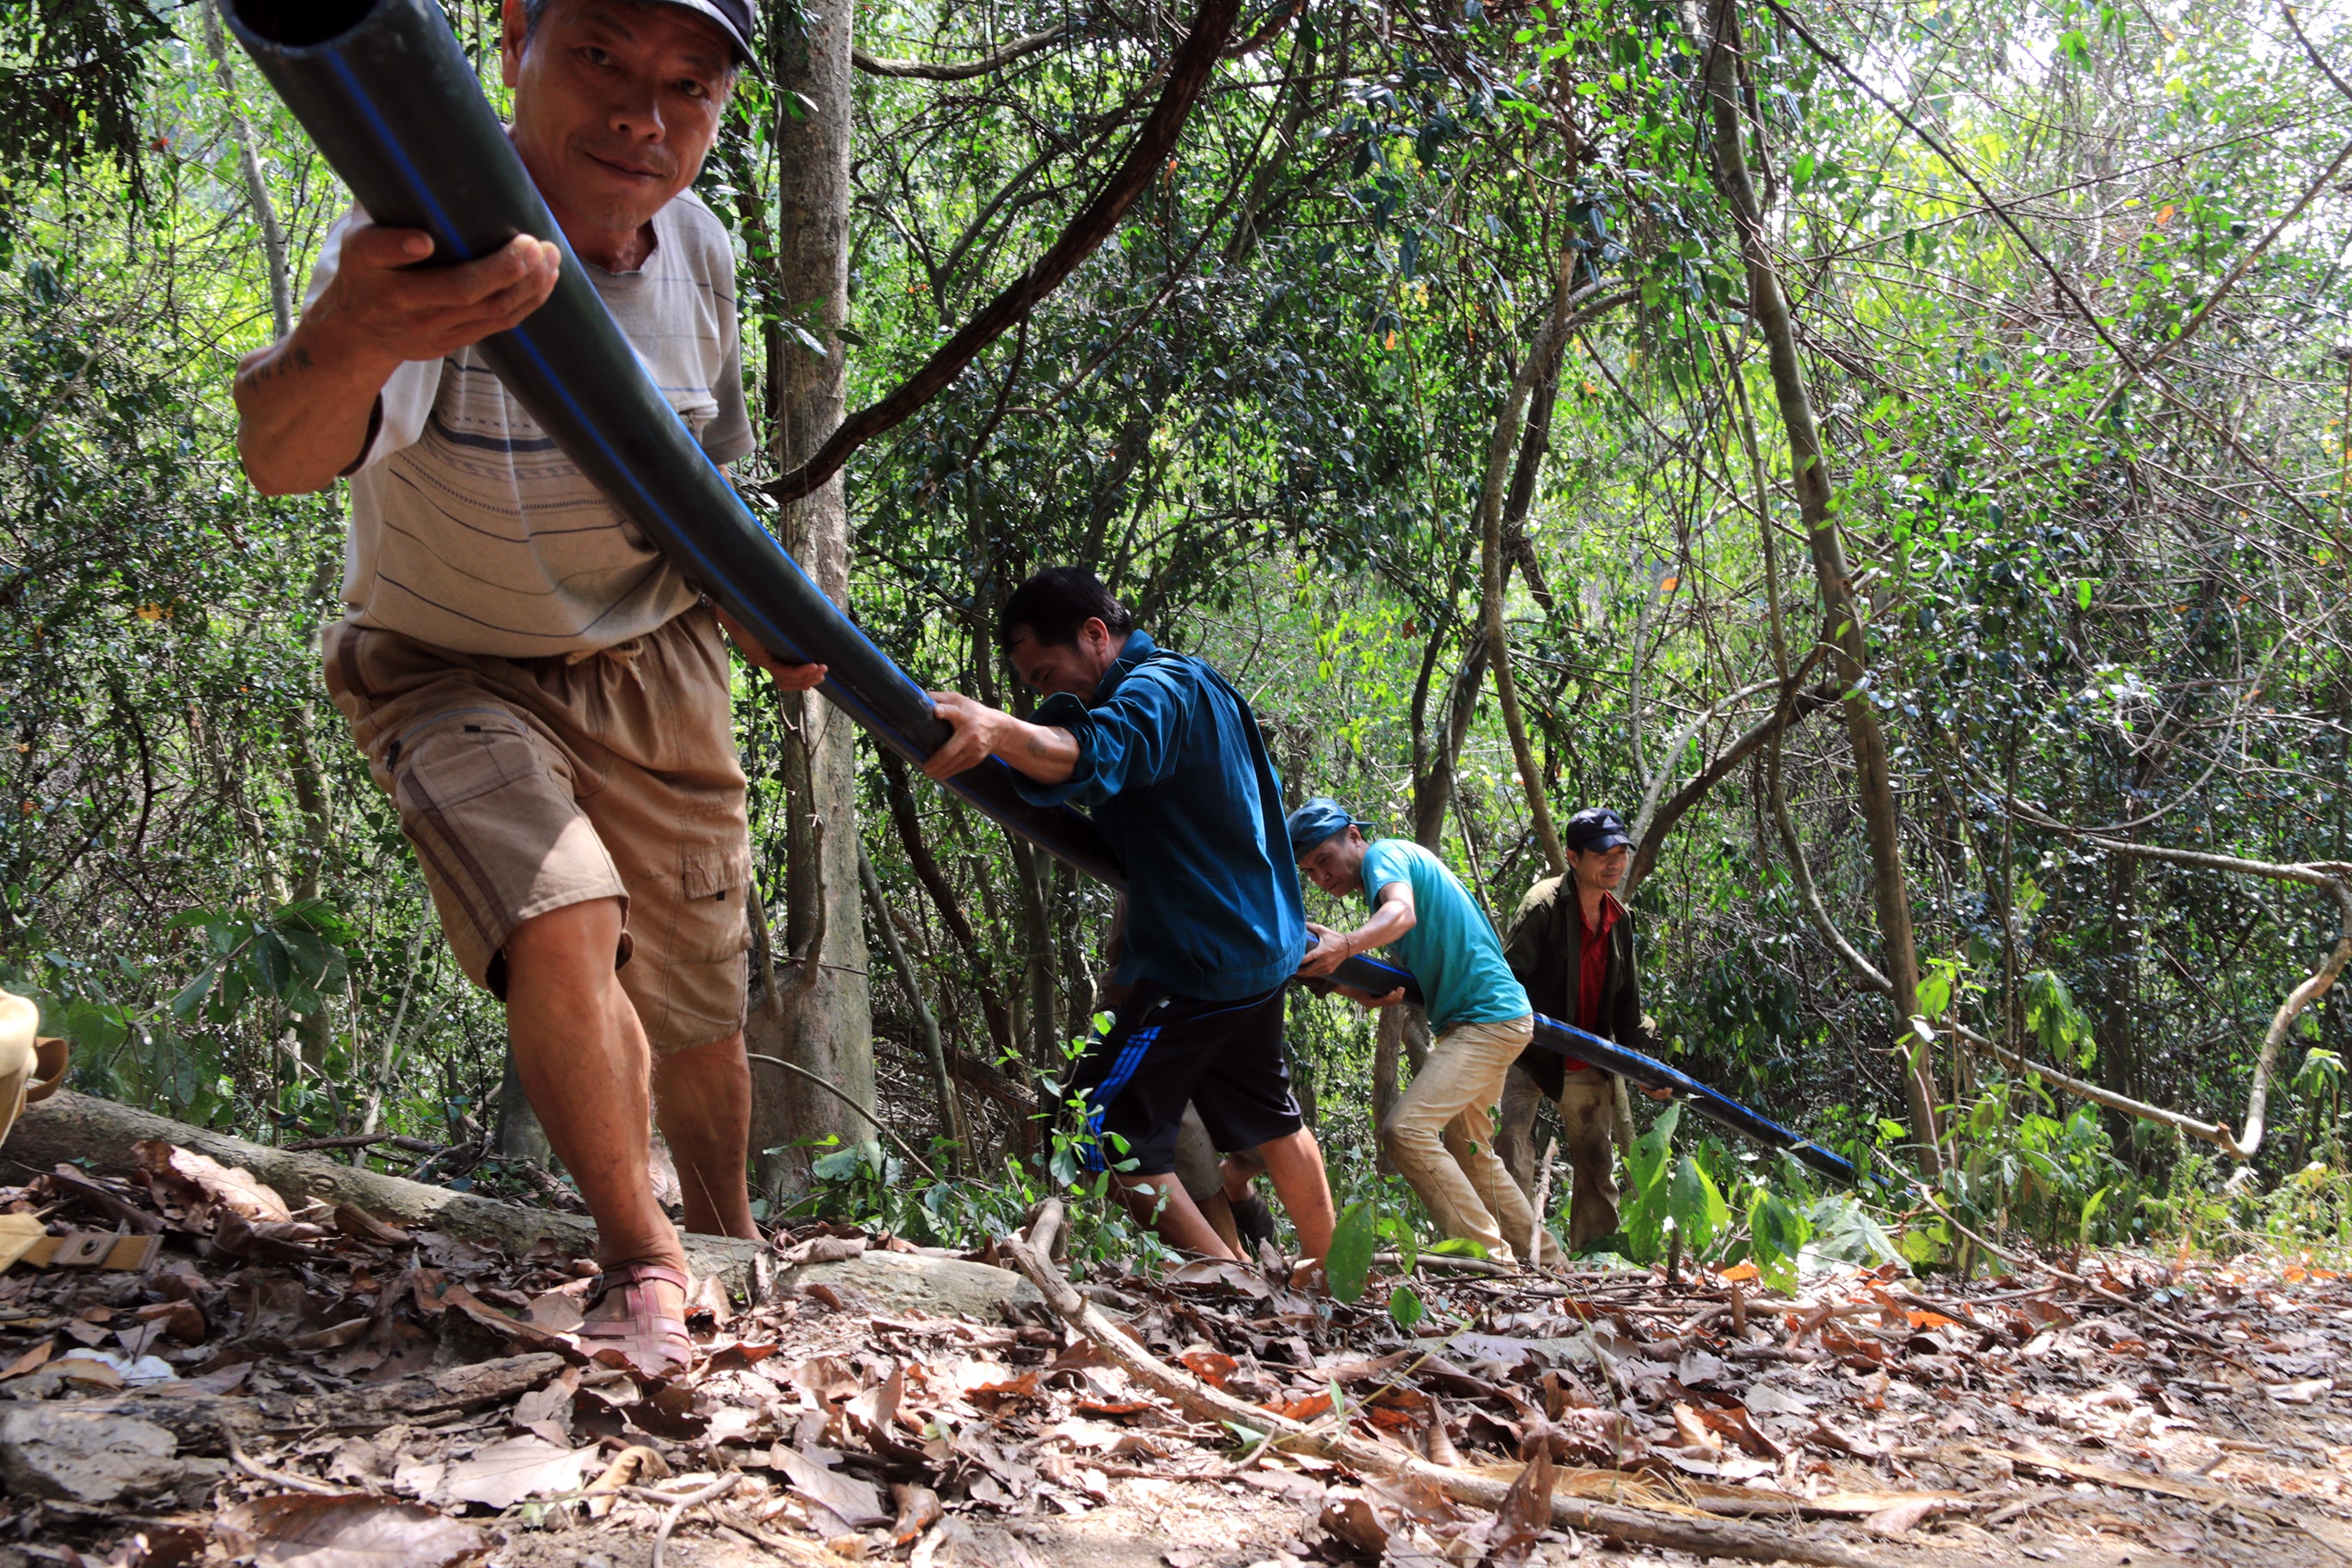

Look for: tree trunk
[878,751,1018,1060]
[1009,838,1058,1072]
[860,844,965,1171]
[198,0,291,341]
[1697,0,1941,1169]
[1477,277,1581,879]
[13,1090,761,1288]
[745,0,873,1198]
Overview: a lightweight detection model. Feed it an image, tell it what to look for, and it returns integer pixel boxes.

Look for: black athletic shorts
[1070,983,1304,1176]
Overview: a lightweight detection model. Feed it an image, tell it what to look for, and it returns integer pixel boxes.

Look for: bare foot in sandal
[576,1259,694,1379]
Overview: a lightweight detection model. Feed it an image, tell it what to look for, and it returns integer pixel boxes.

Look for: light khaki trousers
[1380,1015,1540,1265]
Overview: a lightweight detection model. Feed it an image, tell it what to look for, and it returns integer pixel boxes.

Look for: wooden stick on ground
[1001,1201,1887,1568]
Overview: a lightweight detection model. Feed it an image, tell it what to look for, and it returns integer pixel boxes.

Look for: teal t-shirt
[1357,840,1529,1033]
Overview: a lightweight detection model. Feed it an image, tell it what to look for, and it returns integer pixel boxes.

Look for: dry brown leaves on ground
[5,1149,2352,1567]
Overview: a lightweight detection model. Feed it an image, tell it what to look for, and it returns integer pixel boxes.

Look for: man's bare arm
[922,691,1081,782]
[1297,881,1417,978]
[234,224,561,496]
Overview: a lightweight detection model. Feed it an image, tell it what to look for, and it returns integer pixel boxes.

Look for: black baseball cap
[656,0,756,63]
[1564,806,1632,854]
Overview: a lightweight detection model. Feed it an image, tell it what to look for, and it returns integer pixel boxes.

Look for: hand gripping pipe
[226,0,1855,1189]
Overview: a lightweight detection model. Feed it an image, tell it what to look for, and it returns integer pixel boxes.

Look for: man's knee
[505,896,627,971]
[653,1028,749,1087]
[1380,1116,1434,1161]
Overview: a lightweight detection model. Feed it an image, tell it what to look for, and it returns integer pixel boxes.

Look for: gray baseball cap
[657,0,755,63]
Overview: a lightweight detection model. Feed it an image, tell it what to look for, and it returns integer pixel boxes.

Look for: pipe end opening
[224,0,379,47]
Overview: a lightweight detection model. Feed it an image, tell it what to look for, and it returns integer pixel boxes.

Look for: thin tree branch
[768,0,1242,504]
[854,22,1075,81]
[744,1054,940,1179]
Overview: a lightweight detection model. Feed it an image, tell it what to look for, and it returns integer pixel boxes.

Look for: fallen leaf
[213,1210,328,1264]
[0,1340,52,1379]
[215,1492,490,1568]
[433,1436,593,1509]
[523,1288,588,1333]
[1741,1384,1816,1417]
[847,1363,903,1434]
[581,1443,669,1519]
[1319,1491,1391,1554]
[785,1234,867,1265]
[1165,1259,1272,1298]
[969,1368,1047,1410]
[772,1442,888,1527]
[511,1365,580,1447]
[1672,1404,1724,1459]
[104,1525,205,1568]
[439,1283,574,1355]
[788,1354,861,1406]
[134,1298,207,1344]
[1490,1434,1554,1567]
[134,1141,291,1223]
[891,1481,944,1545]
[1264,1391,1334,1423]
[1863,1496,1945,1535]
[332,1206,413,1247]
[1178,1350,1239,1387]
[285,1319,371,1354]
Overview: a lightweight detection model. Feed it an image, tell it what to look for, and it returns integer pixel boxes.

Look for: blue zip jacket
[1013,631,1307,1001]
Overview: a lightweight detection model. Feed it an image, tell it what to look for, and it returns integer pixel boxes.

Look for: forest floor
[4,1139,2352,1568]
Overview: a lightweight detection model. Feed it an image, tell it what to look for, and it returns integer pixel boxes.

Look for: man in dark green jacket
[1502,806,1660,1250]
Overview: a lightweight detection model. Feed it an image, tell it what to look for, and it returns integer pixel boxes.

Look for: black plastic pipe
[227,0,1854,1188]
[1330,956,1858,1185]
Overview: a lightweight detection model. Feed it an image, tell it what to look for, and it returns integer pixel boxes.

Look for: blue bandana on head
[1285,797,1366,861]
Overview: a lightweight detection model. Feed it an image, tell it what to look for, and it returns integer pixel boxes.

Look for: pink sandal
[576,1260,693,1378]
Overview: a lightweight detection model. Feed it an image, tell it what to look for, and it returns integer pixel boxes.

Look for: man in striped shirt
[231,0,814,1376]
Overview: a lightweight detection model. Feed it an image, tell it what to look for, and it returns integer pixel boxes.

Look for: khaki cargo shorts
[323,605,753,1054]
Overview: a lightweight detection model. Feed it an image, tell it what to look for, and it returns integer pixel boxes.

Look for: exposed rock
[784,1248,1041,1319]
[0,1405,182,1504]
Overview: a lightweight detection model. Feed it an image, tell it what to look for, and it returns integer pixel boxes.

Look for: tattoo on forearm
[235,344,313,391]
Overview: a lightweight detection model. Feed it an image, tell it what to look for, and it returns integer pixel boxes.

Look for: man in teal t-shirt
[1289,799,1548,1266]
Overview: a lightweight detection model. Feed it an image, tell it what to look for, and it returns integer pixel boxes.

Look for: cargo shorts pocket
[389,710,553,812]
[671,846,755,964]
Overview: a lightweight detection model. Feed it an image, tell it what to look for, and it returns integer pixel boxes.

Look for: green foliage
[1325,1199,1378,1304]
[1387,1283,1425,1332]
[0,0,2345,1269]
[0,0,170,210]
[168,900,353,1027]
[2023,971,2096,1071]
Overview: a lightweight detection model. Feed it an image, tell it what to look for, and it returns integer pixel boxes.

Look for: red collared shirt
[1571,892,1621,1050]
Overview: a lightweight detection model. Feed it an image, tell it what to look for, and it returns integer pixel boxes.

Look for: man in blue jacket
[926,569,1336,1265]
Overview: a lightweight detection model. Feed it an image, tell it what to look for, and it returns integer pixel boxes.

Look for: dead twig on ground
[632,1472,744,1568]
[1001,1200,1888,1568]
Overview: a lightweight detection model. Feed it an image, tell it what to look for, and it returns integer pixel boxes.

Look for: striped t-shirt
[308,190,754,658]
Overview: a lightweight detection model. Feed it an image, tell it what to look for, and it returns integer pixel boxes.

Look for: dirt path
[7,1141,2352,1566]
